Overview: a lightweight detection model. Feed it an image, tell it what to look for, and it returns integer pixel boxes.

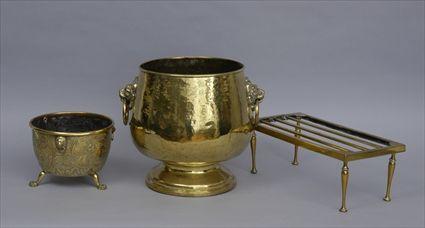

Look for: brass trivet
[250,112,406,212]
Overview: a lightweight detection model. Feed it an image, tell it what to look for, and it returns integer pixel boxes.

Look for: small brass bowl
[28,112,114,190]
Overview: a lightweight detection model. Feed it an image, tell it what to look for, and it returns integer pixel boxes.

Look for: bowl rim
[139,56,245,77]
[29,111,114,136]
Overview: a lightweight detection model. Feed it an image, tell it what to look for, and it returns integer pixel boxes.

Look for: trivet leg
[29,170,47,187]
[339,162,349,213]
[292,146,299,166]
[89,172,107,190]
[383,154,396,202]
[250,131,258,174]
[292,117,301,166]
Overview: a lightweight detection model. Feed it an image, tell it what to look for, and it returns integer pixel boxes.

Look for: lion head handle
[246,78,265,109]
[246,78,265,126]
[119,76,138,125]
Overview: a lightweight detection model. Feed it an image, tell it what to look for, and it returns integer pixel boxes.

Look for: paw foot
[97,184,107,190]
[29,181,39,188]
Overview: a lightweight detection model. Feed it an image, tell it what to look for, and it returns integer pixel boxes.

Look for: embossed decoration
[119,82,137,106]
[55,136,67,152]
[120,57,265,197]
[119,77,138,125]
[29,112,114,190]
[246,78,265,109]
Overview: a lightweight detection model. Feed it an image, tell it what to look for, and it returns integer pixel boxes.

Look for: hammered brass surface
[31,126,112,176]
[120,57,264,196]
[29,112,114,189]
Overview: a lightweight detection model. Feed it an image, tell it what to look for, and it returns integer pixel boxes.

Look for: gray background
[1,1,424,227]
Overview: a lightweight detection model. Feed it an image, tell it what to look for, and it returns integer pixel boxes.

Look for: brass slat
[275,117,369,151]
[256,123,347,160]
[260,120,352,153]
[346,144,406,161]
[297,114,393,146]
[286,116,383,149]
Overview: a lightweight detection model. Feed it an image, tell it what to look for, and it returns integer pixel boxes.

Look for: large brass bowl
[120,56,264,196]
[28,112,114,190]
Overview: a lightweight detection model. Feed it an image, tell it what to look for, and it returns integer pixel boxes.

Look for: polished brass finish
[146,163,236,196]
[119,57,264,196]
[247,78,264,174]
[253,112,406,212]
[29,112,114,190]
[263,121,352,152]
[257,113,405,161]
[250,131,258,174]
[339,162,349,213]
[286,116,382,149]
[383,154,396,202]
[276,118,369,151]
[28,170,47,187]
[292,117,301,166]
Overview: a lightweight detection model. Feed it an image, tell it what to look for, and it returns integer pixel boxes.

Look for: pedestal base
[146,162,236,197]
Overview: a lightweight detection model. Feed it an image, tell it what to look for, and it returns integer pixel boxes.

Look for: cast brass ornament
[119,77,138,125]
[28,112,114,190]
[119,56,264,196]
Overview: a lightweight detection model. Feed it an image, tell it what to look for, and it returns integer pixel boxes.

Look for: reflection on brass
[339,162,349,213]
[250,131,257,174]
[119,56,264,196]
[383,154,396,202]
[253,112,406,212]
[29,112,114,190]
[246,79,264,174]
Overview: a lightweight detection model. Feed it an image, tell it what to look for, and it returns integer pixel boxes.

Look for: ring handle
[119,76,138,125]
[111,126,116,141]
[246,78,265,127]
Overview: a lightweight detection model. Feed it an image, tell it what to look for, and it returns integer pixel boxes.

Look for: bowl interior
[31,113,112,133]
[140,57,243,75]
